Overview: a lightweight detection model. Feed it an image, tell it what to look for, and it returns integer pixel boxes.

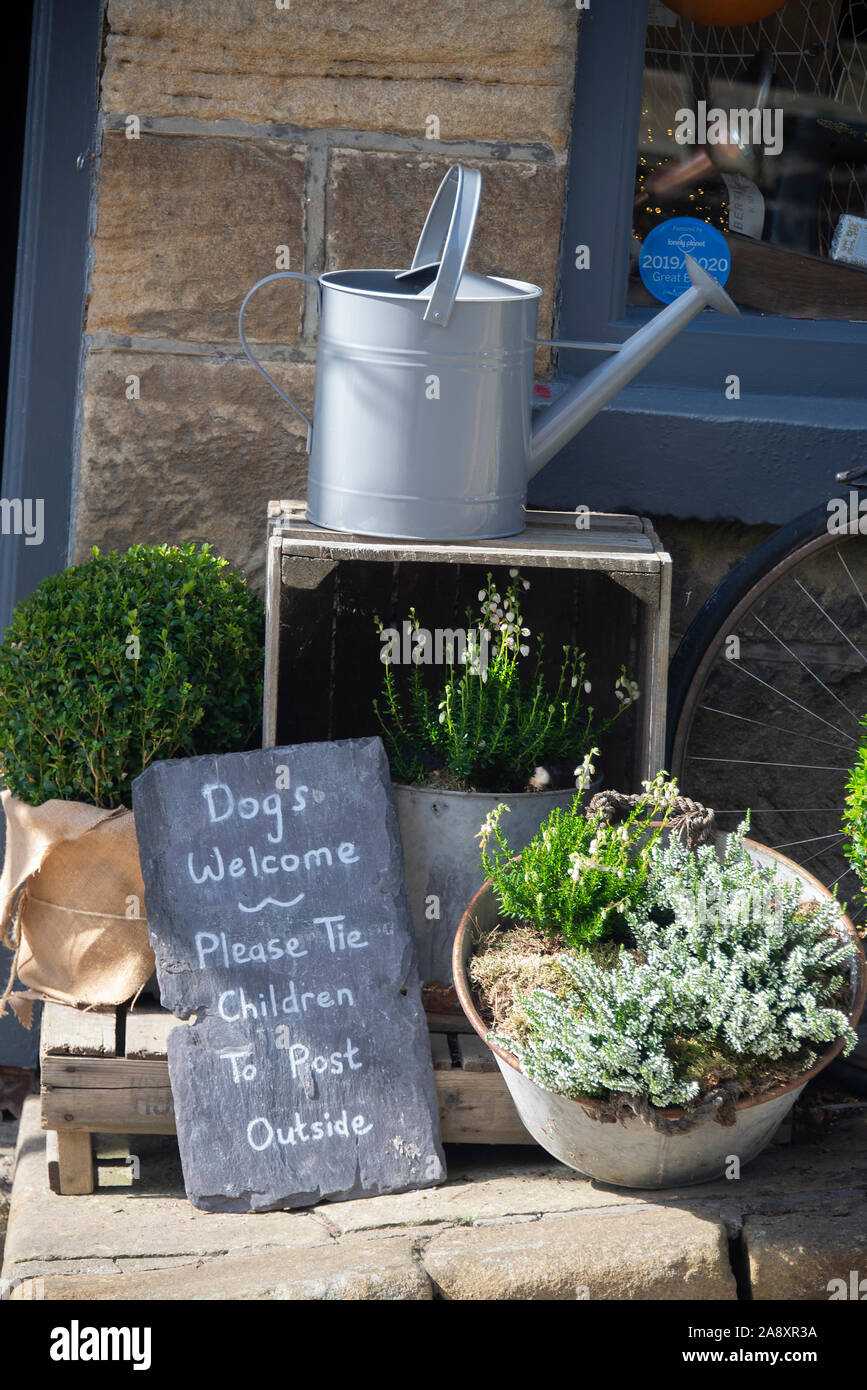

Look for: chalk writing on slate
[132,737,445,1212]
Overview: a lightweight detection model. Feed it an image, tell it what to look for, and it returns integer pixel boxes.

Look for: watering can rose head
[240,165,739,542]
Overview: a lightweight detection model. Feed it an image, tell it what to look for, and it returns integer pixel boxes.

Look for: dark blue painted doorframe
[529,0,867,523]
[0,0,103,1068]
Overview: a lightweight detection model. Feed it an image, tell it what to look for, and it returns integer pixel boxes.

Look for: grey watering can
[240,165,739,541]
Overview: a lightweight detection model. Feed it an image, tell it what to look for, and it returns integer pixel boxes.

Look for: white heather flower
[520,644,530,656]
[506,610,514,622]
[478,589,486,602]
[584,681,592,694]
[571,676,578,688]
[438,713,445,724]
[509,567,519,578]
[573,748,598,792]
[522,579,530,591]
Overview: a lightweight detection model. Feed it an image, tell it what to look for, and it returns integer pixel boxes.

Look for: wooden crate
[40,1000,535,1195]
[264,503,672,787]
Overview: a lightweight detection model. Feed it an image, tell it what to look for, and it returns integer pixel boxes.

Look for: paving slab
[315,1112,867,1236]
[422,1206,737,1300]
[16,1233,431,1301]
[6,1097,867,1299]
[745,1203,867,1302]
[2,1100,330,1278]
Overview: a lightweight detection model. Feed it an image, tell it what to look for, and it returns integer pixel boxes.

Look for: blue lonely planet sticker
[639,218,731,304]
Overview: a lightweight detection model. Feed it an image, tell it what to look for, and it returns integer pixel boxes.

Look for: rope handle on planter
[585,789,716,851]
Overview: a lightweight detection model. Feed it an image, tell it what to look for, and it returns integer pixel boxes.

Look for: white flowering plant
[487,821,858,1109]
[374,571,638,792]
[477,768,678,947]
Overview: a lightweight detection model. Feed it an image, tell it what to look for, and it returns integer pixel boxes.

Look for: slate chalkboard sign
[132,737,445,1212]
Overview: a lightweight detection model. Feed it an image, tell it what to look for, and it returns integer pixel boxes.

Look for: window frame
[529,0,867,524]
[0,0,103,631]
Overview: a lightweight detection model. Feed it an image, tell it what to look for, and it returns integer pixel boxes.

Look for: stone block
[423,1205,737,1300]
[102,0,579,147]
[24,1235,432,1301]
[88,133,307,344]
[745,1203,867,1301]
[326,150,565,362]
[72,351,313,591]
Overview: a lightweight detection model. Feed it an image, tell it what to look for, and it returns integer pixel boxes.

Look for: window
[529,0,867,524]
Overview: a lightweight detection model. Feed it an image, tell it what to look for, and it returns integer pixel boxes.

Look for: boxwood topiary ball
[0,543,264,809]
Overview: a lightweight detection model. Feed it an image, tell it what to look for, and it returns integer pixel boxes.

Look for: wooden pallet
[40,999,535,1195]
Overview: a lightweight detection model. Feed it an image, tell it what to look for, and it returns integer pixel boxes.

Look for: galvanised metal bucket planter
[453,836,866,1188]
[395,783,583,998]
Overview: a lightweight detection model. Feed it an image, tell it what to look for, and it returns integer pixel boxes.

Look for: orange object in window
[660,0,788,24]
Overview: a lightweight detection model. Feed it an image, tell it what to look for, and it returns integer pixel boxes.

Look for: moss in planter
[0,543,263,809]
[469,924,620,1039]
[469,922,567,1035]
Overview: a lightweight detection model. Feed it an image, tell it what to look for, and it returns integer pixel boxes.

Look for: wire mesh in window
[633,1,867,319]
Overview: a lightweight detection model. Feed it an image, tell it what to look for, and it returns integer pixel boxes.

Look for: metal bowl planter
[453,836,866,1189]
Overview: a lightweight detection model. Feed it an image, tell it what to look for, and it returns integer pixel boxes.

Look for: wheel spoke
[697,705,854,752]
[793,574,867,668]
[688,757,850,770]
[724,662,858,743]
[770,831,846,851]
[836,549,867,618]
[751,613,864,729]
[797,837,849,870]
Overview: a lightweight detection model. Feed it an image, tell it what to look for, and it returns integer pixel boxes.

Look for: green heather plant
[843,722,867,906]
[486,821,858,1110]
[477,764,679,947]
[374,570,639,792]
[0,543,264,810]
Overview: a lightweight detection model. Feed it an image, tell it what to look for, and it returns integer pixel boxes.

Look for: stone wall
[73,0,580,589]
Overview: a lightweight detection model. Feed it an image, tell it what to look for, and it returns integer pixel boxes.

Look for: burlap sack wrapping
[0,788,154,1009]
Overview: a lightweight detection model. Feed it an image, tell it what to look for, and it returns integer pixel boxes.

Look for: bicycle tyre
[667,501,832,770]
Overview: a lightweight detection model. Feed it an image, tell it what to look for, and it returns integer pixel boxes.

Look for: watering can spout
[527,256,740,480]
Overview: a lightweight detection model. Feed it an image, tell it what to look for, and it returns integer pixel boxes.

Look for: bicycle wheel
[668,499,867,922]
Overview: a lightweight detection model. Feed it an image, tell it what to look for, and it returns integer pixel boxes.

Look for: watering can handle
[409,165,482,328]
[238,271,322,451]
